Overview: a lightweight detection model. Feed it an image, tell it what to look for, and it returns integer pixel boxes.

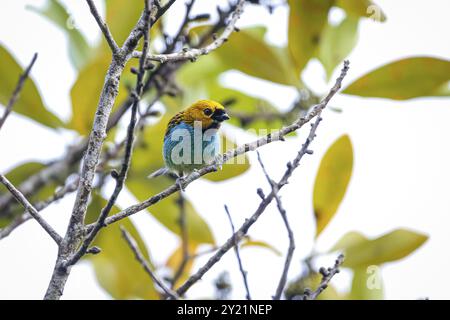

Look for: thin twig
[0,174,62,244]
[0,53,38,131]
[256,152,295,300]
[302,254,344,300]
[120,226,179,299]
[85,0,120,54]
[171,192,189,289]
[132,0,245,63]
[0,177,78,241]
[164,0,196,53]
[224,204,251,300]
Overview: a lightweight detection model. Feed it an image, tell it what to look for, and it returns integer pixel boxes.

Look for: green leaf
[313,134,353,237]
[29,0,91,69]
[332,229,428,268]
[69,54,135,135]
[0,162,60,227]
[288,0,334,75]
[126,117,215,245]
[350,266,384,299]
[343,57,450,100]
[335,0,387,22]
[85,193,159,299]
[318,17,359,80]
[0,46,63,129]
[213,27,299,86]
[241,238,282,256]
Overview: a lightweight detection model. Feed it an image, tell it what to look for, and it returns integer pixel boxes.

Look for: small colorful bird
[148,100,230,189]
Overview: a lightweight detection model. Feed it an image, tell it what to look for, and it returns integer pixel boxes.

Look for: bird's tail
[147,167,170,179]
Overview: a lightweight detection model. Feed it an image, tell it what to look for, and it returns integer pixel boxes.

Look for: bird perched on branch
[148,100,230,190]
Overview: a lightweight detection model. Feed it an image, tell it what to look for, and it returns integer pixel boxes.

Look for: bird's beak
[212,109,230,122]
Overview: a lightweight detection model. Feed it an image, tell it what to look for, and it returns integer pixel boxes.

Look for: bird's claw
[213,155,224,171]
[176,176,186,192]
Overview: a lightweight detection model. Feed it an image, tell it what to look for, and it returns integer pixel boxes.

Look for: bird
[148,99,230,190]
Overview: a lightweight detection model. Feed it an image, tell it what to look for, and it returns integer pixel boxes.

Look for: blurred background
[0,0,449,299]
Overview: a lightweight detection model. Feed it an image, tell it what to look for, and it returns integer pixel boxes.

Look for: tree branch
[85,0,120,54]
[256,151,295,300]
[302,254,345,300]
[224,204,251,300]
[0,53,38,131]
[63,0,153,269]
[132,0,245,63]
[120,226,179,300]
[0,174,62,244]
[44,0,154,300]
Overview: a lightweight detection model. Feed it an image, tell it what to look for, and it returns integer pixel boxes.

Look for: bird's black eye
[203,108,213,116]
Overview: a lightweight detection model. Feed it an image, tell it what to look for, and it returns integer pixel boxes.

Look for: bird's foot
[176,176,186,192]
[213,155,224,171]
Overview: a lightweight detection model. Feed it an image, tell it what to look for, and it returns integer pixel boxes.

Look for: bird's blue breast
[163,121,220,173]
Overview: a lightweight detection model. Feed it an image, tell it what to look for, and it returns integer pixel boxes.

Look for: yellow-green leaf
[213,27,299,86]
[69,54,135,135]
[329,231,368,252]
[335,229,428,268]
[318,17,359,80]
[350,266,384,300]
[343,57,450,100]
[288,0,334,75]
[29,0,91,69]
[241,238,282,256]
[335,0,386,22]
[313,134,353,237]
[0,46,63,129]
[86,193,159,299]
[166,243,198,288]
[106,0,145,47]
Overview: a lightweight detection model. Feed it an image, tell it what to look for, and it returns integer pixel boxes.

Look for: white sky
[0,0,449,300]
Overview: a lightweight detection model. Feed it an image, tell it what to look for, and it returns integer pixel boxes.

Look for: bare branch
[303,254,345,300]
[224,204,251,300]
[44,0,155,300]
[256,152,295,300]
[0,178,78,241]
[0,53,38,131]
[85,0,120,54]
[132,0,245,63]
[86,61,350,232]
[120,226,179,300]
[0,174,62,244]
[64,0,153,269]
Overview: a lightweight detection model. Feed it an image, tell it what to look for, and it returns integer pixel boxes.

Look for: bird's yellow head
[178,100,230,129]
